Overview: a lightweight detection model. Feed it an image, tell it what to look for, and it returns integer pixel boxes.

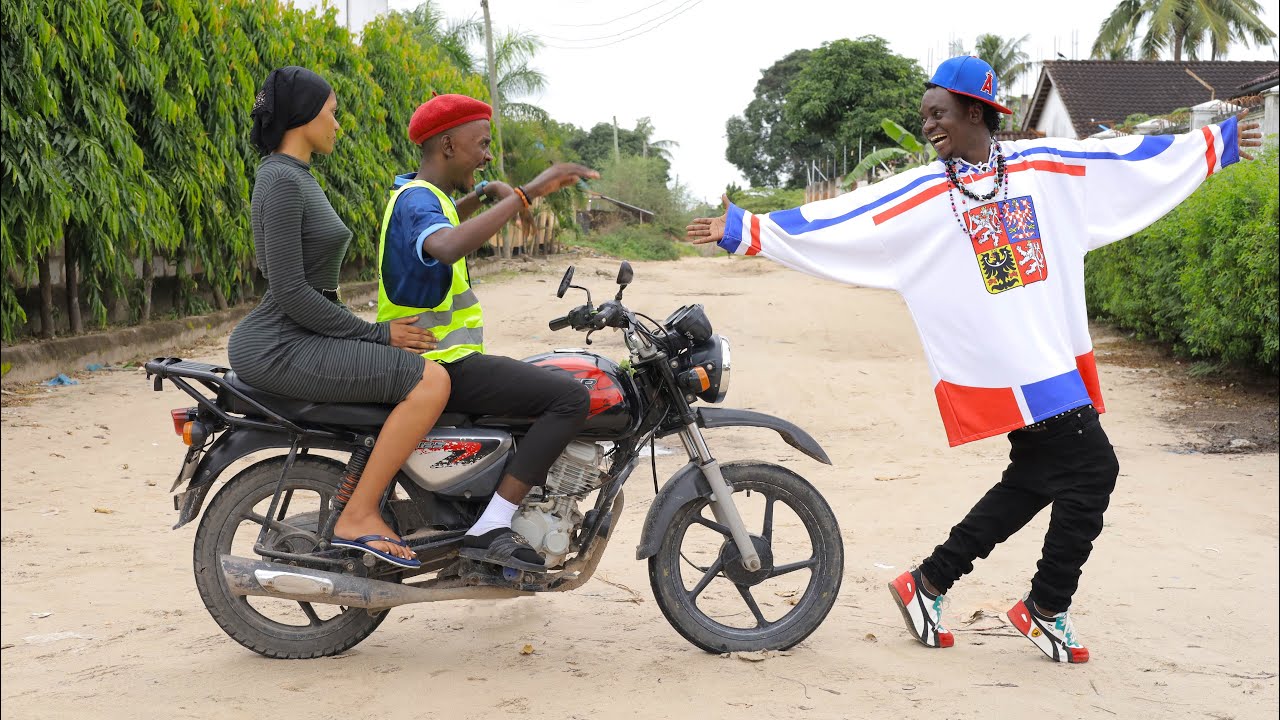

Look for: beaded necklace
[944,141,1009,242]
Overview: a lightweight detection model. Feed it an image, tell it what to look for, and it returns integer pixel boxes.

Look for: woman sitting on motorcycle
[227,66,450,568]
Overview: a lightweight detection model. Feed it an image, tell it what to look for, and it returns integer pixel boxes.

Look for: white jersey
[719,119,1241,446]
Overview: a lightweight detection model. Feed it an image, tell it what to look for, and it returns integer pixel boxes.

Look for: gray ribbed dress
[227,154,426,404]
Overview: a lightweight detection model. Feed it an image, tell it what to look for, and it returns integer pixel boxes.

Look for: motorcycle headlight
[678,335,731,403]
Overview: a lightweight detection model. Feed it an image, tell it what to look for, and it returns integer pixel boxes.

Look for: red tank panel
[526,351,640,439]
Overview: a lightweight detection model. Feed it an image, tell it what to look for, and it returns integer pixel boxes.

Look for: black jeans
[919,406,1119,612]
[443,353,590,487]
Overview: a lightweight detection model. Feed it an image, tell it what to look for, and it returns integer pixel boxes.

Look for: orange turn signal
[693,366,710,392]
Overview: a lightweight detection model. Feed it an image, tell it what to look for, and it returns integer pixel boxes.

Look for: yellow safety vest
[376,179,484,363]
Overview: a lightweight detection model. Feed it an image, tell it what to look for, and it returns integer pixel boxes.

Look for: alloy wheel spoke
[762,495,776,541]
[767,557,816,579]
[691,513,732,538]
[243,511,305,538]
[688,556,725,601]
[735,584,769,628]
[298,602,323,627]
[275,489,295,522]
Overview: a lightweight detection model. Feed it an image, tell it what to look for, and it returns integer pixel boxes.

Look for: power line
[540,0,704,50]
[539,0,700,44]
[548,0,676,29]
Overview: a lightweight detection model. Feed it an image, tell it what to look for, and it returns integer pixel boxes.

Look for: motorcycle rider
[376,93,599,571]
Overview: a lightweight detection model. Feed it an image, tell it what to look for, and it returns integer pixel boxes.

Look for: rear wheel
[648,462,843,653]
[192,455,388,659]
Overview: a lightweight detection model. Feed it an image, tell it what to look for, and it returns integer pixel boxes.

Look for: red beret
[408,94,492,145]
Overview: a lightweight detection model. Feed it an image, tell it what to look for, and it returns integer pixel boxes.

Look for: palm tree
[973,33,1032,101]
[493,29,548,121]
[396,2,482,74]
[1091,0,1276,61]
[635,116,679,162]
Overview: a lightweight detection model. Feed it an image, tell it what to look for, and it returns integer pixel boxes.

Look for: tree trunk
[64,232,82,334]
[212,284,228,311]
[141,254,154,322]
[1173,34,1183,62]
[172,245,185,312]
[38,252,54,339]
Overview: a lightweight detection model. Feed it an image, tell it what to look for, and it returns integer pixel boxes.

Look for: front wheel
[648,462,843,653]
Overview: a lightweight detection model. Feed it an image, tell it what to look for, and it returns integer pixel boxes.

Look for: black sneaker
[459,528,546,572]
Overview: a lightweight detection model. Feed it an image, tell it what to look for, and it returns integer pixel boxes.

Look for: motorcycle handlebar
[589,303,621,330]
[548,303,628,332]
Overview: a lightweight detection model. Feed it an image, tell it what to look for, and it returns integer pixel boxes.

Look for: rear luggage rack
[145,357,347,440]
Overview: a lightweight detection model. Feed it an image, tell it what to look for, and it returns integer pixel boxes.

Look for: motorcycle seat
[220,371,471,429]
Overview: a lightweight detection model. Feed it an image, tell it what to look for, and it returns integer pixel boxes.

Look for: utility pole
[612,115,620,163]
[481,0,504,176]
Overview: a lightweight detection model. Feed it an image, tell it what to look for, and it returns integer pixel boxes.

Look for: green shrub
[568,224,694,261]
[1085,144,1279,372]
[0,0,504,339]
[727,185,804,214]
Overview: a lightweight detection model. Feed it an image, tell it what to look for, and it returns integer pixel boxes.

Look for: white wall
[1033,86,1078,139]
[1264,88,1279,138]
[289,0,388,34]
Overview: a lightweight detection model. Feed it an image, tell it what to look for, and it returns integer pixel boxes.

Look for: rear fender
[172,428,355,529]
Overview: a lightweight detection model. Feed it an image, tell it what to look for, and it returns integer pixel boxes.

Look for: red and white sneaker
[888,568,954,648]
[1007,596,1090,663]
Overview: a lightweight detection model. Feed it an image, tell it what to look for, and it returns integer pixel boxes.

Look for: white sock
[466,494,520,536]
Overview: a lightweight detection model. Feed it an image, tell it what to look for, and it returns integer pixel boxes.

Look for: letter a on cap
[981,72,993,96]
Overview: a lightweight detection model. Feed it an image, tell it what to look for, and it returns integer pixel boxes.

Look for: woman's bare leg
[333,361,449,560]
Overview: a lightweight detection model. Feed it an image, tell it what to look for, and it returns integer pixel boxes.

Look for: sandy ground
[2,255,1277,720]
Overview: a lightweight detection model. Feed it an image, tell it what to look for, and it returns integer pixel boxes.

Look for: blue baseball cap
[929,56,1012,114]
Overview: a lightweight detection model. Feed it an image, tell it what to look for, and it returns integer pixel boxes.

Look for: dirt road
[3,256,1276,720]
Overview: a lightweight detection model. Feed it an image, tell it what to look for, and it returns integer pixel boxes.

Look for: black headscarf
[250,66,333,154]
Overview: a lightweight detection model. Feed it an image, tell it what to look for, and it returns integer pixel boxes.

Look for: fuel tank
[399,428,511,498]
[525,350,642,440]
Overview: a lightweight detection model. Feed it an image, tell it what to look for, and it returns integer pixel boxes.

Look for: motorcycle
[146,261,843,658]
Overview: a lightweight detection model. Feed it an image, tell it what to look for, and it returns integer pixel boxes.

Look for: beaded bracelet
[513,185,531,209]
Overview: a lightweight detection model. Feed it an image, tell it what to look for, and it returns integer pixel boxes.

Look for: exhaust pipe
[220,554,529,610]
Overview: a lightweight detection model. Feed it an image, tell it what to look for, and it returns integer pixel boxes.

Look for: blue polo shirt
[381,172,456,309]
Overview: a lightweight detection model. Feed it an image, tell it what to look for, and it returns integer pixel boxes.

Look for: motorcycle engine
[512,441,607,568]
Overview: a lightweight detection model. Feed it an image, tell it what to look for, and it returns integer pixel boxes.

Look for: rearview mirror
[616,261,633,288]
[557,266,575,298]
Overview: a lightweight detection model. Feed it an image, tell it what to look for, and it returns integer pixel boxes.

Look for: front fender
[635,462,711,560]
[172,429,355,529]
[697,407,831,465]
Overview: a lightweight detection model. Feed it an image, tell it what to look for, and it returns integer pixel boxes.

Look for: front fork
[678,422,762,572]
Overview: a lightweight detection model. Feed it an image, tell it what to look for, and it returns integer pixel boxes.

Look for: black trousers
[443,353,590,486]
[919,406,1119,612]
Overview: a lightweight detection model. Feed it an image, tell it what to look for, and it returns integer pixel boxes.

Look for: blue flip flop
[331,534,421,569]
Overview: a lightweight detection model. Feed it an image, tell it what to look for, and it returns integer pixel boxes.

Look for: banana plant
[842,119,937,188]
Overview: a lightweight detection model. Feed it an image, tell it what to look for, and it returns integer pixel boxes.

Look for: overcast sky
[387,0,1278,202]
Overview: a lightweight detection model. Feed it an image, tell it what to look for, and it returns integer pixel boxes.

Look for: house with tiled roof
[1021,60,1278,139]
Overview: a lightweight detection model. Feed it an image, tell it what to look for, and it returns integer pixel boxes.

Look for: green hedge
[0,0,490,340]
[568,225,695,261]
[1085,144,1279,373]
